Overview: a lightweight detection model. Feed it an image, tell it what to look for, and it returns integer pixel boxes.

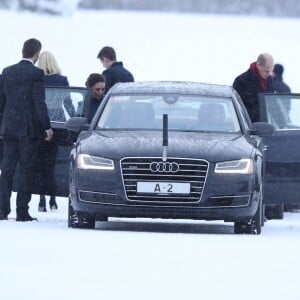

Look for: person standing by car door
[272,63,292,117]
[97,46,134,94]
[0,38,53,221]
[272,63,291,93]
[233,54,285,220]
[233,53,274,123]
[36,51,70,212]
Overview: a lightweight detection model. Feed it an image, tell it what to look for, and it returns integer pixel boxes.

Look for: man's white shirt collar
[22,58,34,64]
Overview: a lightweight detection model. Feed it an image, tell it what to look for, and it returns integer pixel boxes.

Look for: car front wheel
[234,190,262,235]
[68,197,96,229]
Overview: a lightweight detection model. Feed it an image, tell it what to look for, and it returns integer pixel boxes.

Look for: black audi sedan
[67,81,274,234]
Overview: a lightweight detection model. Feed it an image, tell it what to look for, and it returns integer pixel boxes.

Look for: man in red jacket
[233,53,274,123]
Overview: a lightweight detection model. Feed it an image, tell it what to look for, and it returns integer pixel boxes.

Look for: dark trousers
[36,139,57,196]
[0,136,38,216]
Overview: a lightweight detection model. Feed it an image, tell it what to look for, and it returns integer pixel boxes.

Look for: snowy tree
[2,0,81,15]
[1,0,300,17]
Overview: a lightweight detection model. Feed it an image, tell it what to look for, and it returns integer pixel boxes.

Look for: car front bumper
[71,194,259,223]
[70,168,260,222]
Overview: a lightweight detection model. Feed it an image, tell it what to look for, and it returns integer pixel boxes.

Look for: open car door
[34,86,90,197]
[258,93,300,206]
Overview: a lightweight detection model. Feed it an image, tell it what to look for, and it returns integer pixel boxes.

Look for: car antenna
[162,114,168,162]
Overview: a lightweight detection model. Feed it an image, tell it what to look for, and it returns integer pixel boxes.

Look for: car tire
[265,204,284,220]
[98,216,108,222]
[79,216,96,229]
[252,195,262,234]
[68,197,96,229]
[234,189,262,235]
[68,197,75,228]
[234,222,248,234]
[261,203,265,227]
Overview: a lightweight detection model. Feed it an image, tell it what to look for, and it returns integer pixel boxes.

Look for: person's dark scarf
[250,62,266,92]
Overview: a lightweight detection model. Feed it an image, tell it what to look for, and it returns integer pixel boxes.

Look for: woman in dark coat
[85,73,106,123]
[37,51,70,212]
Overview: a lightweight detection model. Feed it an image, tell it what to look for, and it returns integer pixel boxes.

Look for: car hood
[78,130,254,162]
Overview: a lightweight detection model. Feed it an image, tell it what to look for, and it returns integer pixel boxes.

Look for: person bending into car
[97,46,134,94]
[233,53,274,123]
[85,73,106,123]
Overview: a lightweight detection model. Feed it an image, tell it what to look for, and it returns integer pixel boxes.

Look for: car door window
[45,87,90,123]
[261,94,300,130]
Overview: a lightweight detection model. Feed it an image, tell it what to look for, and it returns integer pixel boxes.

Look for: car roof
[110,81,235,98]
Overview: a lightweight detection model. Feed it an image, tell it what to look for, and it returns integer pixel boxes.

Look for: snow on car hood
[78,130,254,162]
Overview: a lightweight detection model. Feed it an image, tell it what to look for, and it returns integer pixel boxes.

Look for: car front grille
[121,157,209,204]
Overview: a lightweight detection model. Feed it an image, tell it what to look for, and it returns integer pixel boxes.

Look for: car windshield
[97,94,241,132]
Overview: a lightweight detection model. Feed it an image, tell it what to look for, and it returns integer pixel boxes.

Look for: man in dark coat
[272,63,291,93]
[0,75,4,169]
[233,53,274,123]
[0,38,53,221]
[97,46,134,93]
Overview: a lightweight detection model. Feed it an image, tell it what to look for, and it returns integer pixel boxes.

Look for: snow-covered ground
[1,196,300,300]
[0,9,300,300]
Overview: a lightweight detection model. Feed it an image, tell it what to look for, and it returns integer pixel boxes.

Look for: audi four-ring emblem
[150,161,180,173]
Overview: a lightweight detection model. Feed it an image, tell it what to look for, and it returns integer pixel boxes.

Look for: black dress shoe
[16,214,38,222]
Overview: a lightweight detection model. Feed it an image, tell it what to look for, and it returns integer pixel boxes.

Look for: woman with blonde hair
[37,51,70,212]
[38,51,69,86]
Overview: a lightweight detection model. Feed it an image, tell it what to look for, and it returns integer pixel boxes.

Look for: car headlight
[214,158,253,174]
[77,154,115,170]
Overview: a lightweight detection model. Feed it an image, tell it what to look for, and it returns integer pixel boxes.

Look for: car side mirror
[249,122,275,137]
[66,117,88,133]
